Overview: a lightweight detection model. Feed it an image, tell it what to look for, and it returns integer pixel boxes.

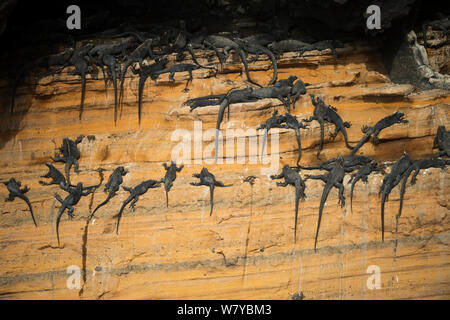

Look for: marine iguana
[347,162,378,213]
[289,79,309,109]
[10,48,74,114]
[184,94,226,112]
[248,83,292,111]
[150,63,206,92]
[130,58,168,124]
[3,178,37,227]
[301,40,344,59]
[68,44,94,120]
[299,155,373,171]
[215,87,258,160]
[39,162,67,186]
[233,38,278,85]
[54,182,97,246]
[350,111,409,155]
[202,35,262,87]
[397,157,450,221]
[51,135,84,185]
[257,110,287,162]
[270,164,306,242]
[303,94,353,158]
[160,161,184,207]
[267,39,310,59]
[118,36,161,110]
[280,113,309,166]
[90,166,128,219]
[116,179,162,234]
[304,155,352,251]
[190,167,232,216]
[379,152,413,242]
[433,125,450,157]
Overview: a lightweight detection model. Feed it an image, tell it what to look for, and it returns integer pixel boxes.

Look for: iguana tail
[56,206,65,246]
[90,191,114,219]
[380,190,388,242]
[341,125,354,150]
[137,74,146,125]
[79,71,86,120]
[317,119,325,159]
[350,131,371,156]
[237,49,262,88]
[294,128,302,166]
[116,196,133,234]
[397,168,413,223]
[118,60,132,113]
[209,185,214,216]
[294,186,303,243]
[18,194,37,227]
[350,177,358,214]
[315,184,332,251]
[260,128,269,163]
[215,99,229,161]
[263,47,278,85]
[111,62,118,124]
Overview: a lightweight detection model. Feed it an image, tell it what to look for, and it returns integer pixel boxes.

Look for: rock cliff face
[0,38,449,299]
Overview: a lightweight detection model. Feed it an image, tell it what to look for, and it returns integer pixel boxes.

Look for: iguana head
[437,125,446,136]
[118,166,128,176]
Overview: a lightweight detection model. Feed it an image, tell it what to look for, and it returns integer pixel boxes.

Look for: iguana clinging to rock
[51,135,84,185]
[90,166,128,219]
[39,162,68,187]
[347,162,378,213]
[433,125,450,157]
[116,179,161,234]
[3,178,37,227]
[161,161,184,208]
[304,155,353,251]
[257,110,287,163]
[350,111,409,155]
[303,94,353,158]
[190,167,232,216]
[54,182,97,246]
[397,157,450,222]
[270,164,307,242]
[280,113,309,166]
[379,152,413,242]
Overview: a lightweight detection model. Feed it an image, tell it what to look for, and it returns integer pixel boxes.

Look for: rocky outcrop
[0,38,449,300]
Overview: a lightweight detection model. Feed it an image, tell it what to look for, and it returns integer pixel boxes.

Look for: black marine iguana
[299,155,373,171]
[233,38,278,85]
[190,167,232,216]
[379,152,413,242]
[350,111,409,155]
[150,63,206,92]
[130,58,168,124]
[249,82,292,111]
[303,94,353,158]
[347,162,378,213]
[257,110,287,162]
[215,87,258,160]
[202,35,262,87]
[160,161,184,208]
[90,166,128,219]
[397,157,450,221]
[267,39,311,59]
[51,135,84,185]
[116,179,161,234]
[184,94,226,112]
[3,178,37,227]
[68,44,94,120]
[433,125,450,157]
[270,164,307,242]
[304,155,353,251]
[54,182,97,246]
[280,113,309,166]
[39,162,67,186]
